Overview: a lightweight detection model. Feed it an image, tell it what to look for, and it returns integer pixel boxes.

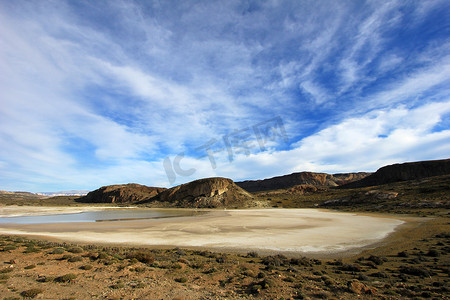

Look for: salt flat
[0,205,127,217]
[0,208,404,256]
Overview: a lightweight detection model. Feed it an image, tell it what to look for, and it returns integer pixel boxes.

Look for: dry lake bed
[0,207,404,256]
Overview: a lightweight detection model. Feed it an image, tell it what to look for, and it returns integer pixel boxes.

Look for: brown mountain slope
[236,172,370,192]
[78,184,166,204]
[0,191,47,205]
[341,158,450,188]
[0,191,45,199]
[148,177,256,208]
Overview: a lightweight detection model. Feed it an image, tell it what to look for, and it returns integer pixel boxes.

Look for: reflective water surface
[0,209,202,224]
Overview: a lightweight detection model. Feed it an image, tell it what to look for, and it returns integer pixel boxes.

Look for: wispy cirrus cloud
[0,0,449,191]
[205,100,450,182]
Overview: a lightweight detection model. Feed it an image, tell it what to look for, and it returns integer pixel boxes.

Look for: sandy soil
[0,208,404,256]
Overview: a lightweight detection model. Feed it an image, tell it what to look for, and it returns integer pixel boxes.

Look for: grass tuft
[68,256,83,263]
[175,277,188,283]
[54,273,77,283]
[24,265,36,269]
[126,251,154,264]
[80,264,93,270]
[20,288,43,298]
[51,248,65,254]
[67,246,84,253]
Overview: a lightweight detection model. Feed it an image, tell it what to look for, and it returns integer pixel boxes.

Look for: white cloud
[0,1,449,191]
[190,101,450,182]
[299,80,330,105]
[337,1,402,93]
[366,56,450,110]
[377,54,403,73]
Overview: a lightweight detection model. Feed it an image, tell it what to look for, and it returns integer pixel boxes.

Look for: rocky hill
[0,190,46,202]
[341,158,450,188]
[148,177,257,208]
[78,184,166,204]
[236,172,370,192]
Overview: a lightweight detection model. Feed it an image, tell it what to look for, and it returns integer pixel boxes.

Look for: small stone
[348,280,377,295]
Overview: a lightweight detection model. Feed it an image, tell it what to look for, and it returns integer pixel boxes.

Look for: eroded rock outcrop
[79,184,166,203]
[152,177,255,208]
[236,172,370,192]
[342,159,450,188]
[257,184,328,197]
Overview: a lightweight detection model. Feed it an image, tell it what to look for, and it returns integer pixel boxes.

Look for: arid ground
[0,206,448,299]
[0,173,449,299]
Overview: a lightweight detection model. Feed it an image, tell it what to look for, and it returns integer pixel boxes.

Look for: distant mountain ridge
[341,158,450,188]
[38,190,89,196]
[235,172,370,192]
[4,158,448,207]
[0,190,46,201]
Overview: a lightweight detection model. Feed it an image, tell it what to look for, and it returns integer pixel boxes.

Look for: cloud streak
[0,0,449,191]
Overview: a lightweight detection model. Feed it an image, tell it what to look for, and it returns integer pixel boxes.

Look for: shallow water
[0,209,201,224]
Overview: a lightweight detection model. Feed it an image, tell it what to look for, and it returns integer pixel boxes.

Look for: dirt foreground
[0,216,448,299]
[0,207,448,299]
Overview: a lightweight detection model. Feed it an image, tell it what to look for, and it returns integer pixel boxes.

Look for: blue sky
[1,0,449,192]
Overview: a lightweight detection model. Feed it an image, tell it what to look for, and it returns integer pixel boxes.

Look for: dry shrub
[126,251,154,264]
[68,256,83,263]
[24,265,36,269]
[20,288,43,298]
[54,273,77,283]
[80,264,93,270]
[68,246,84,253]
[51,248,65,254]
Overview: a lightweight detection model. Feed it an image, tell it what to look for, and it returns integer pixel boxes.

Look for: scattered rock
[365,190,398,199]
[347,280,377,295]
